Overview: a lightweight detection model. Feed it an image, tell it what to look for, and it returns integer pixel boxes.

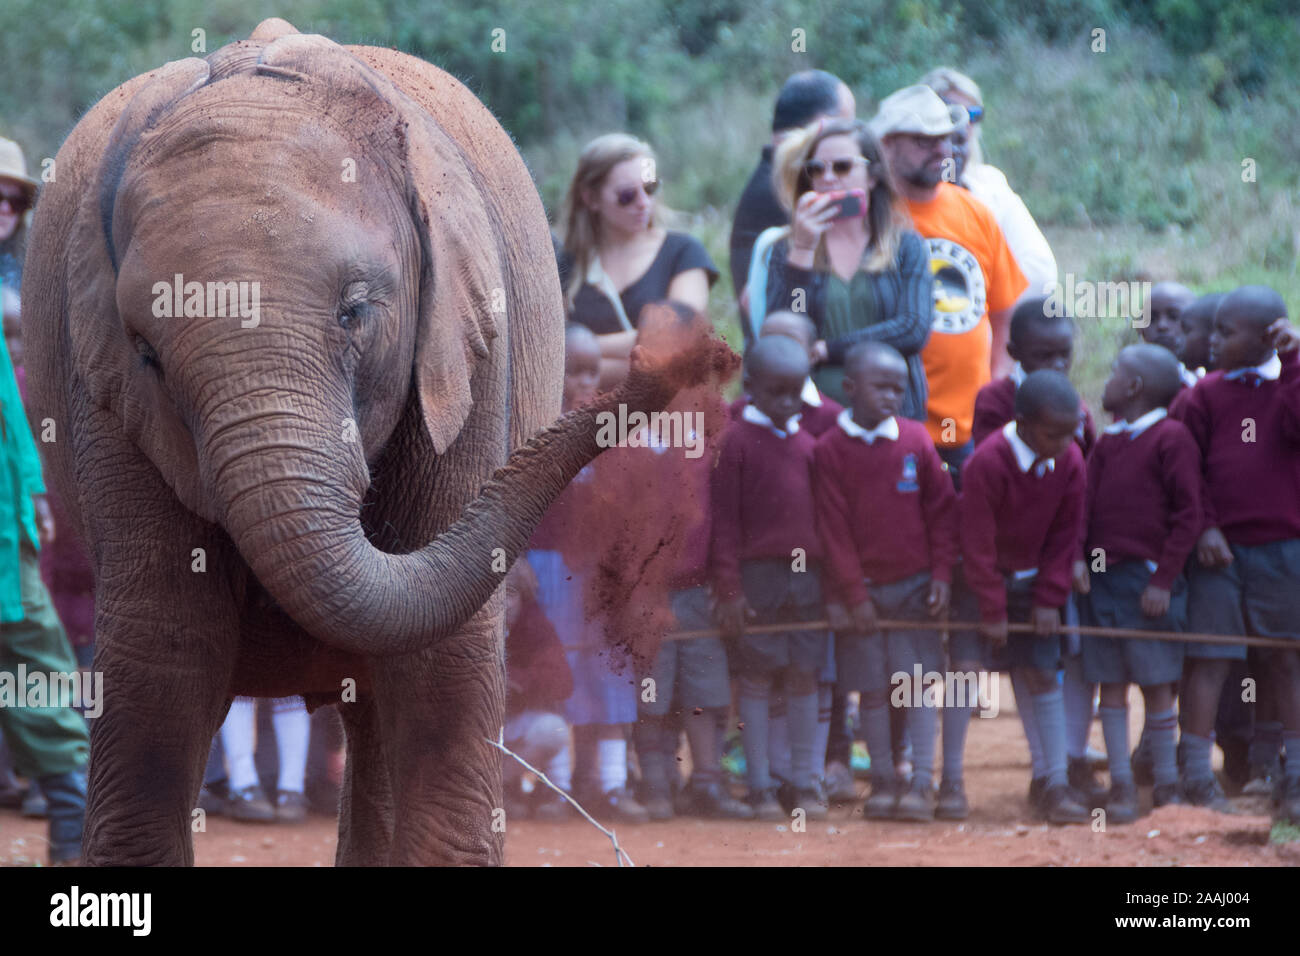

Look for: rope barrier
[663,618,1297,650]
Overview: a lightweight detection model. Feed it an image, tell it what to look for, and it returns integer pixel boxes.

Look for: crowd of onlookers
[516,65,1299,830]
[2,61,1297,866]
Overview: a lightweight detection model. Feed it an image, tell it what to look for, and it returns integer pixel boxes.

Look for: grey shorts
[835,572,945,693]
[949,569,1061,673]
[736,559,827,676]
[1186,539,1300,660]
[639,587,731,717]
[1080,561,1186,685]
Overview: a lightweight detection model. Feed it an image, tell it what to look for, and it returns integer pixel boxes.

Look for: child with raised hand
[1171,285,1300,821]
[815,343,957,821]
[954,370,1090,825]
[712,336,828,820]
[1076,344,1201,820]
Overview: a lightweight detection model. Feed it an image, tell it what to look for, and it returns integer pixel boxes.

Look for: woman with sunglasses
[921,67,1058,297]
[558,133,717,390]
[763,118,932,418]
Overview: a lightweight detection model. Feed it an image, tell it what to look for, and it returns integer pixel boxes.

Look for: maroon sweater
[1084,417,1202,590]
[729,393,844,437]
[813,417,958,605]
[972,375,1097,455]
[1170,358,1300,545]
[960,430,1086,621]
[710,418,822,600]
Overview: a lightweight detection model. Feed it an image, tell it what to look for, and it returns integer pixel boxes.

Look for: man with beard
[872,86,1027,488]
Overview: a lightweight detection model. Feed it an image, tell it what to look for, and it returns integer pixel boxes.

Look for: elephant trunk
[205,366,687,657]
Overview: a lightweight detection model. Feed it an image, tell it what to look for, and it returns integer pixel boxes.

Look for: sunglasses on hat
[803,157,868,179]
[616,180,659,206]
[966,105,984,124]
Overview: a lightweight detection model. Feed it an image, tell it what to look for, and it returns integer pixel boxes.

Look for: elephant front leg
[83,542,242,866]
[373,610,506,866]
[77,431,243,865]
[336,697,395,866]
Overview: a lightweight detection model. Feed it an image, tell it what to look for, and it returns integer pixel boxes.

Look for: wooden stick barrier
[664,618,1297,650]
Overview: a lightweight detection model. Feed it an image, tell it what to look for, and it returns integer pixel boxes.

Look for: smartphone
[829,188,867,220]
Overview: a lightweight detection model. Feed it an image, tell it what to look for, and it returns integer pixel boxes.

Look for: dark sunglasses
[0,191,32,214]
[966,105,984,124]
[616,180,659,206]
[803,156,868,179]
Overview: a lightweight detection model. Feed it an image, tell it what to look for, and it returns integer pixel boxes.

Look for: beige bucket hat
[0,137,39,204]
[870,85,968,138]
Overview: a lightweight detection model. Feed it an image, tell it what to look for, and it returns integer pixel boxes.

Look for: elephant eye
[339,281,374,330]
[133,334,161,374]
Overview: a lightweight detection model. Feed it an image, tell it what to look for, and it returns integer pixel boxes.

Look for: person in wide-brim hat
[868,84,967,139]
[0,137,39,204]
[0,136,38,290]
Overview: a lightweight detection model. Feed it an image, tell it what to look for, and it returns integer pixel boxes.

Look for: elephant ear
[99,57,211,273]
[257,34,503,457]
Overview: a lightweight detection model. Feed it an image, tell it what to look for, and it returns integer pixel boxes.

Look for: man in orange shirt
[872,85,1028,488]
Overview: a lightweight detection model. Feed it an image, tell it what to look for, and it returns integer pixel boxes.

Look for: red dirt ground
[3,680,1294,866]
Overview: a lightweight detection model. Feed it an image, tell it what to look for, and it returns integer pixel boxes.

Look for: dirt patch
[3,682,1292,866]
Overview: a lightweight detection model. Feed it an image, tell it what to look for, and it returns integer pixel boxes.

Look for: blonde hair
[558,133,661,312]
[771,119,909,274]
[920,66,984,167]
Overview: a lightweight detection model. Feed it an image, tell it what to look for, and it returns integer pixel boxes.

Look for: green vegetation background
[4,0,1298,405]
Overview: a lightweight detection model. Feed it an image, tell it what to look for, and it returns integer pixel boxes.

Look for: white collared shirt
[1224,352,1282,383]
[801,378,823,407]
[1009,362,1027,388]
[1002,420,1054,476]
[1103,406,1167,439]
[836,408,899,444]
[1176,363,1199,389]
[742,403,800,438]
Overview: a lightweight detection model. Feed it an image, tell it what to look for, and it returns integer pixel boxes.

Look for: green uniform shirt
[0,283,44,622]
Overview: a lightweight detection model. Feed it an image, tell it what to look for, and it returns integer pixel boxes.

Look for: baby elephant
[22,18,727,865]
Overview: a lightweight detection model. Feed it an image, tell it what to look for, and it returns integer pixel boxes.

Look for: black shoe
[1273,775,1300,824]
[1242,760,1280,797]
[895,781,937,822]
[274,789,309,823]
[1180,776,1236,814]
[1026,775,1048,812]
[198,779,228,815]
[793,781,829,822]
[1042,784,1090,825]
[935,779,969,820]
[227,784,276,822]
[863,778,900,820]
[1130,736,1155,786]
[679,781,754,819]
[1105,781,1139,824]
[1152,782,1181,807]
[1068,756,1108,806]
[747,787,786,821]
[773,777,798,814]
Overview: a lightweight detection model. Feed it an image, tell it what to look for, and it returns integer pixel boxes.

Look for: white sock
[221,697,258,790]
[547,742,573,792]
[272,696,310,793]
[597,737,627,793]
